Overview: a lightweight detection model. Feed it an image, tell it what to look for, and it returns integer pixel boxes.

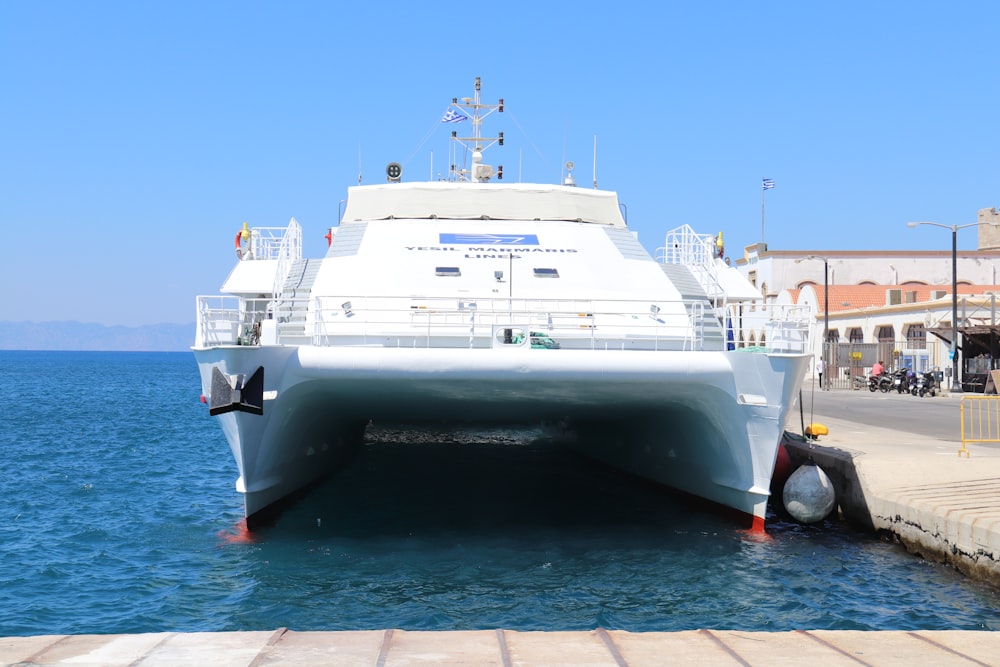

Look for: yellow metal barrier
[959,395,1000,457]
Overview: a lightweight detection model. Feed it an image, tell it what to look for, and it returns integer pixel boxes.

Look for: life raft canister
[235,222,251,259]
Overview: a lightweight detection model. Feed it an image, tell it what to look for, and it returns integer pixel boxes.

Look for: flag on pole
[441,107,469,123]
[762,178,775,190]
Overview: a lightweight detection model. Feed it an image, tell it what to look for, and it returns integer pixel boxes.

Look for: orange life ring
[235,224,251,259]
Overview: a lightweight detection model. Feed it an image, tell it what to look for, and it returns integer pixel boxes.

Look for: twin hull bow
[195,344,809,529]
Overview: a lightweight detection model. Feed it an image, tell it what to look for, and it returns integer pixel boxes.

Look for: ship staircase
[274,259,320,343]
[659,263,727,350]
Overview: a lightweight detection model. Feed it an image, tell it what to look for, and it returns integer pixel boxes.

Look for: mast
[449,77,504,182]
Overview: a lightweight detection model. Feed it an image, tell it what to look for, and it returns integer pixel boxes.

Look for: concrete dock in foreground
[4,628,1000,666]
[783,389,1000,587]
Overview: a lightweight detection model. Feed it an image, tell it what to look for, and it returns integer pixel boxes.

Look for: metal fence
[820,341,939,390]
[817,342,884,390]
[959,395,1000,457]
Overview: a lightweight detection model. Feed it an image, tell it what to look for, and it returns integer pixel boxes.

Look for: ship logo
[439,233,539,245]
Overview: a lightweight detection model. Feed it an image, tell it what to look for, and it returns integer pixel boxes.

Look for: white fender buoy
[782,461,836,523]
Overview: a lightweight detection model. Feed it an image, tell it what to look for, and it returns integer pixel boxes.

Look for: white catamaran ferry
[194,78,811,531]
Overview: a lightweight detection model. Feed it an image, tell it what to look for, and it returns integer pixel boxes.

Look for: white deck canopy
[341,182,627,227]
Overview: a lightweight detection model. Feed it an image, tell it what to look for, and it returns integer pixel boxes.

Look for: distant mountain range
[0,321,194,352]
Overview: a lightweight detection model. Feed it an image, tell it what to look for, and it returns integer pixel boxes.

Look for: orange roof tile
[797,284,1000,313]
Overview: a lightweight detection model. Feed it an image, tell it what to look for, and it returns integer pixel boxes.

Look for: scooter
[869,373,891,393]
[891,368,911,394]
[911,371,937,397]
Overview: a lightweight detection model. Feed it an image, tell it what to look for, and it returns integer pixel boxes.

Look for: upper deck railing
[194,294,810,354]
[236,222,302,264]
[658,225,716,267]
[270,218,302,298]
[656,225,726,306]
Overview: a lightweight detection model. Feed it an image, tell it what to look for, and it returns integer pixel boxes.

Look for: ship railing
[242,226,296,261]
[656,224,727,308]
[271,218,303,298]
[195,296,242,347]
[195,295,811,353]
[309,296,707,351]
[724,303,812,354]
[657,225,715,267]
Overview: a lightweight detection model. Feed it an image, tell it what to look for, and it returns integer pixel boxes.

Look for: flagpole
[761,178,774,245]
[761,185,765,244]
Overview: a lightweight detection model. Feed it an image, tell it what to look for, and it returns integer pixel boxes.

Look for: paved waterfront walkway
[783,389,1000,586]
[5,628,1000,666]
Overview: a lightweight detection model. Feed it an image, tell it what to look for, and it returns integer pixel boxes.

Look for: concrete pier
[4,628,1000,666]
[783,390,1000,587]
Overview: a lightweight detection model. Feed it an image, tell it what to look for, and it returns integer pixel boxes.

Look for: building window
[906,324,926,349]
[828,329,840,343]
[746,272,758,310]
[848,328,863,343]
[876,325,895,343]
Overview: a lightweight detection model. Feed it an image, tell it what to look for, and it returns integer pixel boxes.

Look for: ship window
[435,266,461,277]
[533,268,559,278]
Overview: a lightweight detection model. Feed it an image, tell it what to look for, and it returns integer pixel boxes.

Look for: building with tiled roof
[734,207,1000,391]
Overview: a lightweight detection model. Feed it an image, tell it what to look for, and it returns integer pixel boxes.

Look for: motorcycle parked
[891,368,911,394]
[868,373,892,393]
[911,371,938,397]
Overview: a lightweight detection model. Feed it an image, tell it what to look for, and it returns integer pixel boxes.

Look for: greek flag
[441,108,468,123]
[762,178,775,190]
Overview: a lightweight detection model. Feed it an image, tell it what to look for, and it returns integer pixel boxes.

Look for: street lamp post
[796,255,829,389]
[907,221,990,393]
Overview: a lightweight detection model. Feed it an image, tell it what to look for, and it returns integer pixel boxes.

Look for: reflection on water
[233,426,1000,632]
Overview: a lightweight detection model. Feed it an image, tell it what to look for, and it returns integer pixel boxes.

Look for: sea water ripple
[0,351,997,636]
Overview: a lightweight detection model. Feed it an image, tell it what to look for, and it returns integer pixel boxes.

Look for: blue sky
[2,2,998,326]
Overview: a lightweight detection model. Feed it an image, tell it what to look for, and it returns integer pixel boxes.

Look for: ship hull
[195,344,809,529]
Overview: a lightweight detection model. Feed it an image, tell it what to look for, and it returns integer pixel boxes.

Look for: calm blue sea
[1,350,998,637]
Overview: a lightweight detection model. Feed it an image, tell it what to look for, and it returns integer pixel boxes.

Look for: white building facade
[732,208,1000,391]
